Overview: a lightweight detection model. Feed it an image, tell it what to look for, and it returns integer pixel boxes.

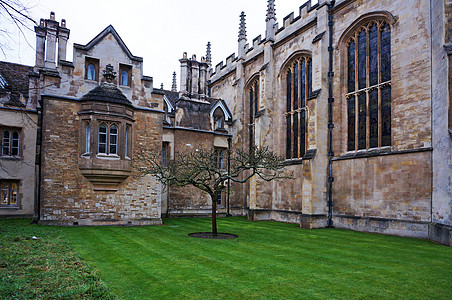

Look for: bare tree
[0,0,37,56]
[136,146,291,236]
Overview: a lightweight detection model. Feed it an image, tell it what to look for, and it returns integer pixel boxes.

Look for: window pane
[300,110,306,156]
[98,124,107,154]
[307,59,312,97]
[109,125,118,155]
[358,93,367,150]
[254,81,259,117]
[369,24,378,86]
[249,88,254,121]
[348,40,356,93]
[300,59,305,108]
[2,131,10,156]
[381,23,391,82]
[381,86,391,146]
[286,70,292,112]
[121,70,128,86]
[286,115,291,159]
[347,96,356,151]
[10,183,17,204]
[1,183,8,204]
[11,131,19,156]
[369,89,378,148]
[125,127,128,157]
[293,112,298,158]
[358,29,367,90]
[293,62,299,110]
[85,123,90,153]
[87,64,95,80]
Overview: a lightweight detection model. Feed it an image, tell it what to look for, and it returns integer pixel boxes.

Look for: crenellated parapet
[210,0,321,84]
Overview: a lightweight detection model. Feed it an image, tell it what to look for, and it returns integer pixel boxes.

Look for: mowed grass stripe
[63,217,452,299]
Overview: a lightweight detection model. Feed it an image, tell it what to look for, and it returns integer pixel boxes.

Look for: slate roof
[163,90,179,107]
[0,61,33,107]
[80,83,133,107]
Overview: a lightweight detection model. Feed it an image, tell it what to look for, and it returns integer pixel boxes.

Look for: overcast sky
[2,0,316,89]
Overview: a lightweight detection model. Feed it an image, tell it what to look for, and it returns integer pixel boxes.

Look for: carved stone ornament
[102,64,117,82]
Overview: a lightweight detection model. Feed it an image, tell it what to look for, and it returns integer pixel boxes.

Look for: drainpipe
[227,136,232,216]
[327,1,336,228]
[34,98,44,224]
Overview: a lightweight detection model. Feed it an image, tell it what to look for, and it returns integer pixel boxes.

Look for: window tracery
[346,20,391,151]
[285,55,312,159]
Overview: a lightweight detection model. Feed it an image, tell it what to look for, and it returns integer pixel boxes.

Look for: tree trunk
[211,194,217,236]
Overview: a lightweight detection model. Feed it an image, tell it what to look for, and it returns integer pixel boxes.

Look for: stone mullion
[377,22,382,148]
[365,26,370,150]
[354,31,359,151]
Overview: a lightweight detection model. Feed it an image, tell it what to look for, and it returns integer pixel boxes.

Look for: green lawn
[0,218,115,299]
[1,217,452,299]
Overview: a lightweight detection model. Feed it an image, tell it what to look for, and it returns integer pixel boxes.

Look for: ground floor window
[0,180,19,206]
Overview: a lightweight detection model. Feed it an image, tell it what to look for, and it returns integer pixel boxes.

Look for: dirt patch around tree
[188,232,238,239]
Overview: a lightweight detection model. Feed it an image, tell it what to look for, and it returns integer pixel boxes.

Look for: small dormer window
[119,64,132,87]
[87,64,95,80]
[213,107,225,130]
[85,57,99,81]
[120,70,128,86]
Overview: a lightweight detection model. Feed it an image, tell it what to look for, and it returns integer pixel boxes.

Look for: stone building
[209,0,451,246]
[0,0,450,246]
[1,12,232,225]
[0,62,37,218]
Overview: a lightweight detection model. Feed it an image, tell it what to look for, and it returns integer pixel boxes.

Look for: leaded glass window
[285,56,312,159]
[248,78,259,153]
[346,20,391,151]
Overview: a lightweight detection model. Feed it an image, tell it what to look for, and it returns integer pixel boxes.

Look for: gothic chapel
[0,0,451,246]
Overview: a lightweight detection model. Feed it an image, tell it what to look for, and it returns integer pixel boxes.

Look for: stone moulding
[79,168,131,191]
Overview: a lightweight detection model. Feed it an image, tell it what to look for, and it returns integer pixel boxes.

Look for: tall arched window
[285,56,312,159]
[346,20,391,151]
[248,77,259,153]
[87,64,96,81]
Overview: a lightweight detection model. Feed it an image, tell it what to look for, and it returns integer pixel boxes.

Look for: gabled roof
[210,99,232,121]
[74,25,143,62]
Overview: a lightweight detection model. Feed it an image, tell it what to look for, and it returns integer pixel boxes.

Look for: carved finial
[266,0,276,22]
[171,72,177,92]
[238,11,247,42]
[102,64,116,83]
[161,83,164,89]
[50,11,55,21]
[206,42,212,66]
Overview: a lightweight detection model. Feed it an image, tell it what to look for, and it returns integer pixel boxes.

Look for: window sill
[284,149,317,165]
[0,155,21,160]
[96,154,120,160]
[334,147,432,161]
[0,205,19,209]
